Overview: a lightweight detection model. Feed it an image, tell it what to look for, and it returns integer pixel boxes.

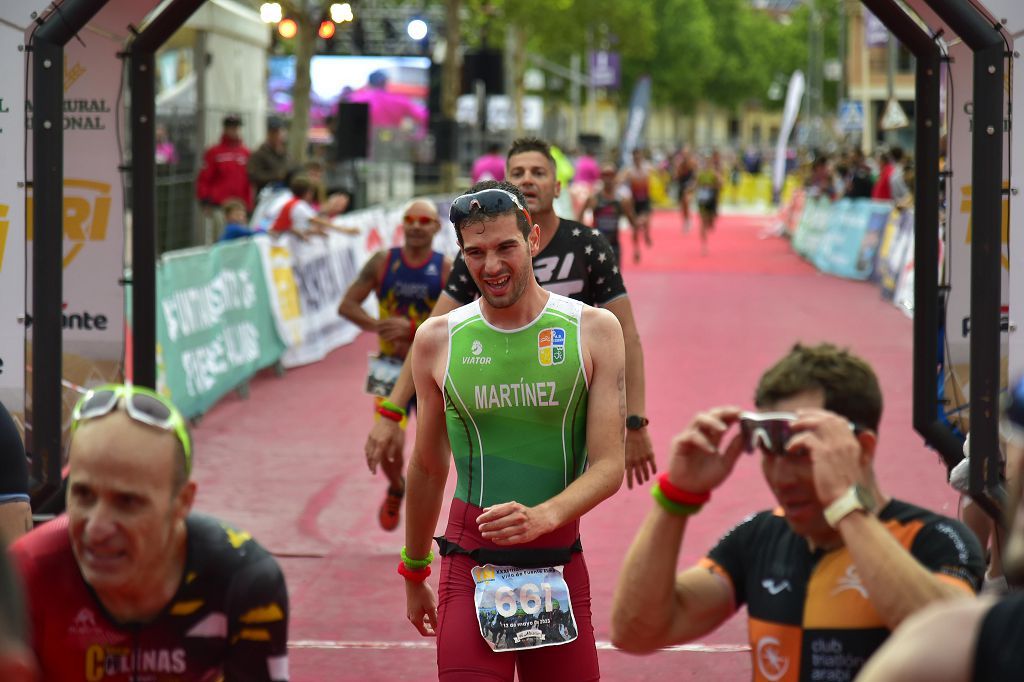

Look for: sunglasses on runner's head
[403,214,436,226]
[738,411,799,456]
[71,384,193,474]
[448,189,533,229]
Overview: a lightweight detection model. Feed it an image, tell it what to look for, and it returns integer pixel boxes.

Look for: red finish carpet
[190,209,958,680]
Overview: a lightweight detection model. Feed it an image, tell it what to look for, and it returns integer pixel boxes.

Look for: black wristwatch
[626,415,649,431]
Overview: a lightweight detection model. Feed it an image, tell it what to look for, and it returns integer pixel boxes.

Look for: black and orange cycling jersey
[700,500,985,682]
[11,514,289,682]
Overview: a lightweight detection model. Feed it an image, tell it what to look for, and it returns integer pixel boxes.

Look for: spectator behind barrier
[612,342,985,681]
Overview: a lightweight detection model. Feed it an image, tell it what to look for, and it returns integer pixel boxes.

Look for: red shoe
[379,480,405,531]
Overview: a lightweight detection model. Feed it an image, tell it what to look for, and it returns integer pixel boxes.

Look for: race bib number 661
[472,564,578,652]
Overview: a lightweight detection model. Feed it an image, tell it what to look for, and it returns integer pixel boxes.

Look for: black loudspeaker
[462,49,504,94]
[432,118,458,162]
[335,101,370,160]
[428,62,443,117]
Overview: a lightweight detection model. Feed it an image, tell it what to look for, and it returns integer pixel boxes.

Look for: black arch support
[129,0,208,390]
[30,0,110,507]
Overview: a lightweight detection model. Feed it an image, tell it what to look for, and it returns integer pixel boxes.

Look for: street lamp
[407,18,428,41]
[259,2,282,24]
[331,3,354,24]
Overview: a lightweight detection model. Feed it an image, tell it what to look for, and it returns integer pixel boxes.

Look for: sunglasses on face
[448,188,533,229]
[738,411,799,456]
[71,384,193,474]
[403,215,436,227]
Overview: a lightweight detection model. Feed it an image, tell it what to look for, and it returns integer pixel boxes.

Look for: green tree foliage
[620,0,718,111]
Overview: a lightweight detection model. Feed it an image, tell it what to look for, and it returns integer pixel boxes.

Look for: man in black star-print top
[363,137,656,521]
[443,212,626,305]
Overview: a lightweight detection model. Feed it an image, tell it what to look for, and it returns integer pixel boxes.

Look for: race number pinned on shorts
[365,354,403,397]
[472,564,577,652]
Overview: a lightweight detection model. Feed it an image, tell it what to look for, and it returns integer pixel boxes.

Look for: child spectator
[217,198,259,242]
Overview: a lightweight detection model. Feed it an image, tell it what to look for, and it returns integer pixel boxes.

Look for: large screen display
[269,55,430,143]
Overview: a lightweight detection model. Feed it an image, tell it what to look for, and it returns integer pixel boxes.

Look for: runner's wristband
[657,473,711,506]
[401,547,434,569]
[380,400,407,417]
[651,483,703,516]
[397,562,431,582]
[376,406,404,423]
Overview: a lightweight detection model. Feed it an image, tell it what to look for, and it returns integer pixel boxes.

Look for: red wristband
[397,562,431,582]
[376,406,404,423]
[409,318,417,341]
[657,473,711,506]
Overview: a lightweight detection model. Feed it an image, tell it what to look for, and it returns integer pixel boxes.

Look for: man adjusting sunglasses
[10,383,292,681]
[614,343,984,681]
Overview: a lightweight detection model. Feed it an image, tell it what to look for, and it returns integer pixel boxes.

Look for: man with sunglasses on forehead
[612,343,984,682]
[401,181,625,680]
[366,136,656,493]
[858,376,1024,682]
[9,384,290,681]
[339,198,451,530]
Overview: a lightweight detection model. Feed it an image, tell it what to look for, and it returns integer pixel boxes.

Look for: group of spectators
[195,114,355,243]
[804,145,913,206]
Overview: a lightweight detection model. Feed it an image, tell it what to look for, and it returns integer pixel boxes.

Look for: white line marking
[288,640,750,653]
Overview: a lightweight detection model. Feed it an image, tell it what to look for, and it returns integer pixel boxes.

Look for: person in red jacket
[196,114,252,211]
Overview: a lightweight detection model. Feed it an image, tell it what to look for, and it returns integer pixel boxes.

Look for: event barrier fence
[783,189,916,316]
[156,197,460,419]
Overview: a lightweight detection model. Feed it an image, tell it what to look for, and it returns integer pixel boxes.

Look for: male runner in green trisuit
[401,181,625,680]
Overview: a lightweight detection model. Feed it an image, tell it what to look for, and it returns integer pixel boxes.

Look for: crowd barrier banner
[277,231,368,368]
[791,197,832,257]
[157,240,285,419]
[892,209,916,316]
[812,199,893,280]
[254,237,305,348]
[877,210,914,302]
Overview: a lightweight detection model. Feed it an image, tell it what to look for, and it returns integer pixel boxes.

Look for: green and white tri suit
[443,292,590,509]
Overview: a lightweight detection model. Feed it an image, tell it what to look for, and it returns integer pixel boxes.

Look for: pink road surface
[189,209,960,680]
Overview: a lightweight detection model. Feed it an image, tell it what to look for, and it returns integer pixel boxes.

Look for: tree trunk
[440,0,461,192]
[288,8,315,165]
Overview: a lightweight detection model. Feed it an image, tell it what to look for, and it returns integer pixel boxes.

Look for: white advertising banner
[983,0,1024,380]
[942,35,1011,386]
[277,231,369,368]
[26,0,151,412]
[0,6,31,414]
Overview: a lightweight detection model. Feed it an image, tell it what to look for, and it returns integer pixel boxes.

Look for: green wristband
[401,546,434,569]
[651,483,703,516]
[381,400,407,417]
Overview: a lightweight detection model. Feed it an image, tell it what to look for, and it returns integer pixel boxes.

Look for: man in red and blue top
[338,198,451,530]
[612,343,984,682]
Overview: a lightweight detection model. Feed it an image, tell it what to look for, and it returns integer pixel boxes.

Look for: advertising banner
[791,197,831,258]
[157,239,285,419]
[943,37,1010,370]
[813,200,893,280]
[878,210,914,302]
[279,232,367,368]
[0,10,28,414]
[772,71,804,196]
[24,0,152,427]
